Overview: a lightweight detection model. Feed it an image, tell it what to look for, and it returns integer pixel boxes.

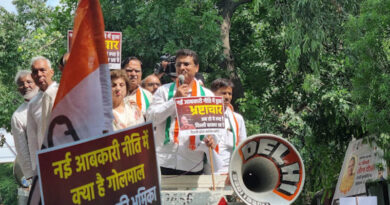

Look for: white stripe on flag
[44,64,112,147]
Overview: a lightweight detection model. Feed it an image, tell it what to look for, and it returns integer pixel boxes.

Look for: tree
[345,0,390,166]
[100,0,223,75]
[345,0,390,135]
[216,0,251,101]
[0,0,77,130]
[0,8,26,130]
[229,0,363,202]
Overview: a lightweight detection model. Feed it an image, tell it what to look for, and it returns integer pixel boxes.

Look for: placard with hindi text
[174,96,225,136]
[67,30,122,69]
[37,122,160,205]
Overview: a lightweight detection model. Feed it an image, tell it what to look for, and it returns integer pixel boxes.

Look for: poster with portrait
[68,30,122,69]
[332,138,388,204]
[36,122,160,205]
[174,96,225,136]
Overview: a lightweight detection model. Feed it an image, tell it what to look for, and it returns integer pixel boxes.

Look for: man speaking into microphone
[146,49,215,175]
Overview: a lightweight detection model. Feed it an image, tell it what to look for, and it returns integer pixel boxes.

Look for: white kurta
[215,108,247,174]
[112,100,145,131]
[40,82,59,146]
[125,86,153,117]
[146,80,214,172]
[11,102,33,178]
[26,82,58,172]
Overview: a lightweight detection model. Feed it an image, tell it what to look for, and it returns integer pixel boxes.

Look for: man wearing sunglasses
[121,56,153,117]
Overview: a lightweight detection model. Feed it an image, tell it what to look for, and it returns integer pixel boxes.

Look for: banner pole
[209,147,216,190]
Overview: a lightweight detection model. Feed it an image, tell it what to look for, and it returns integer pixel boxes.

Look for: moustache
[23,87,39,101]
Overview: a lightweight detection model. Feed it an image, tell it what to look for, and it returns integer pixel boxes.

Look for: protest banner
[332,138,388,204]
[37,123,160,205]
[174,96,225,136]
[67,30,122,69]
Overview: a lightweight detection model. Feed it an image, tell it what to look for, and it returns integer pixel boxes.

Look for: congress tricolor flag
[28,0,112,204]
[46,0,113,148]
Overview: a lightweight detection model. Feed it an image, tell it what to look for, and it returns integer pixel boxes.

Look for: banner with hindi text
[174,96,225,136]
[332,138,388,204]
[37,123,160,205]
[67,30,122,69]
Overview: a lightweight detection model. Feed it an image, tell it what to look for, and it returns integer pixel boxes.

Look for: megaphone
[229,134,305,204]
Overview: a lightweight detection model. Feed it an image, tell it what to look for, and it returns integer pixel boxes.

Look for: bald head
[30,56,54,91]
[141,74,161,94]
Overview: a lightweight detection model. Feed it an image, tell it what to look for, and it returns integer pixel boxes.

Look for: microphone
[178,74,185,85]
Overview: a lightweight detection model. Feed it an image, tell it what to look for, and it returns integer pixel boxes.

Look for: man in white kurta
[121,56,153,116]
[146,49,215,175]
[11,70,39,179]
[210,78,247,174]
[125,86,153,116]
[26,56,58,173]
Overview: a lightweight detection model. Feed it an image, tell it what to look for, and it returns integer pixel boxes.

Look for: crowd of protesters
[11,48,247,191]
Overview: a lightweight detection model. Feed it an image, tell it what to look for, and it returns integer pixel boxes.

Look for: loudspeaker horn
[229,134,305,205]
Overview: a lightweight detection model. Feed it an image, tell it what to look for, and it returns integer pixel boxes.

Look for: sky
[0,0,60,13]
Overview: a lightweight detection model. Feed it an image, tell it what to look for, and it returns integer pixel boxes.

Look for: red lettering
[357,166,365,174]
[366,165,375,172]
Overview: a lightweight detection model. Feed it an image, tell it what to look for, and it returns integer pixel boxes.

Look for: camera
[154,54,177,78]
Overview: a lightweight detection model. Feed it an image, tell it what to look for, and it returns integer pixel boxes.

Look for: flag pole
[209,147,216,190]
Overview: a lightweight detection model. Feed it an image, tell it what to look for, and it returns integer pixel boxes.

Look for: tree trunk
[217,0,251,108]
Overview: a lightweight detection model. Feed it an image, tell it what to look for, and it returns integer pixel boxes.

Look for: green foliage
[231,0,364,202]
[0,0,75,131]
[0,163,17,205]
[345,0,390,134]
[100,0,223,75]
[0,8,25,130]
[344,0,390,172]
[375,133,390,169]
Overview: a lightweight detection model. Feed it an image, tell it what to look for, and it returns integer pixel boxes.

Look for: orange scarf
[135,87,150,112]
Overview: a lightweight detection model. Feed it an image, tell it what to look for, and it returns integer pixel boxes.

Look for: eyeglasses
[175,62,193,67]
[17,80,34,87]
[146,83,161,87]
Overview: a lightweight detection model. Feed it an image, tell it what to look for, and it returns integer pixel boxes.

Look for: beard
[23,87,39,101]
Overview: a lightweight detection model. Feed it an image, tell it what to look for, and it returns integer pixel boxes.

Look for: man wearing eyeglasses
[26,56,58,174]
[146,49,215,175]
[141,74,161,94]
[121,56,153,117]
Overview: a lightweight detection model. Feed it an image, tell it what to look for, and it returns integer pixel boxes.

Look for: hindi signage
[67,30,122,69]
[37,123,160,205]
[174,96,225,136]
[332,138,388,204]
